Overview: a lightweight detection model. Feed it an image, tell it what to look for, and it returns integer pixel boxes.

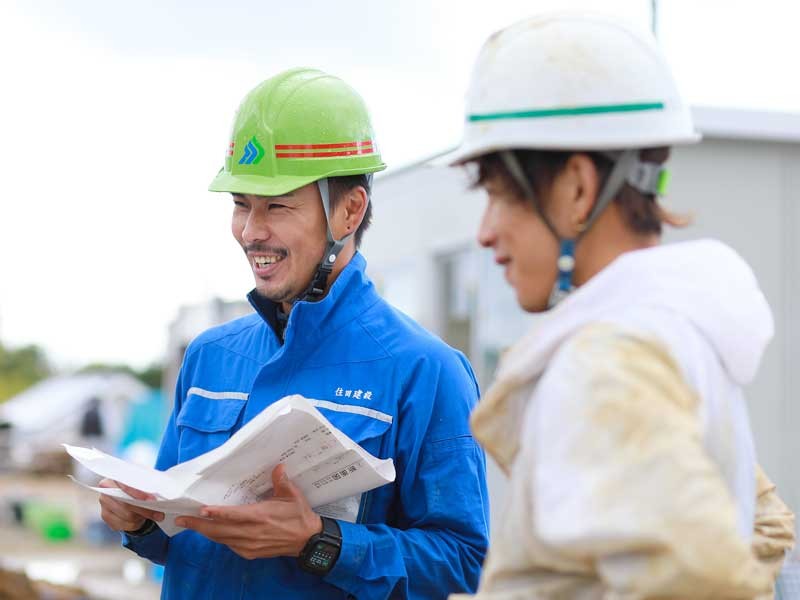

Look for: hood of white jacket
[495,239,774,388]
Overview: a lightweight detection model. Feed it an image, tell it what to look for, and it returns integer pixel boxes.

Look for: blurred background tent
[0,373,147,472]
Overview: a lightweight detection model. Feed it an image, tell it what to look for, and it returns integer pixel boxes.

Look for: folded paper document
[65,394,396,536]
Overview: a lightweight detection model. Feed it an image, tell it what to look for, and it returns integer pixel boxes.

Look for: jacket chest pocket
[312,404,394,523]
[314,405,393,457]
[176,394,246,463]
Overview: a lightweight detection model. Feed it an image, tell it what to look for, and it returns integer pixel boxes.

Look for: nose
[241,206,272,246]
[477,203,497,248]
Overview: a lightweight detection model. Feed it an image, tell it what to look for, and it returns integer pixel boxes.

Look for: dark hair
[470,147,687,235]
[328,174,373,248]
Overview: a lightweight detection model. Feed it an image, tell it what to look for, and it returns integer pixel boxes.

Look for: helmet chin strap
[296,176,372,303]
[500,149,665,308]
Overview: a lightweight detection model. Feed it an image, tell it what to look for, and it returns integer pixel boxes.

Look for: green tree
[0,343,51,402]
[77,362,163,389]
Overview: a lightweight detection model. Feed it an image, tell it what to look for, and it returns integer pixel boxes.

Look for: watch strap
[320,515,341,540]
[125,518,158,537]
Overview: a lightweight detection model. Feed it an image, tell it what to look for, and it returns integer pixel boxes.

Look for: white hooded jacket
[453,239,776,599]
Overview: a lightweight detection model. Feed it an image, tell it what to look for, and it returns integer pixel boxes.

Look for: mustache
[244,244,288,257]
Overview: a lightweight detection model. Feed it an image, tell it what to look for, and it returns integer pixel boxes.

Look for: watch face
[307,541,339,570]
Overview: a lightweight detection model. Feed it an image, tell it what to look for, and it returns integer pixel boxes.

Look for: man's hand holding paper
[97,479,165,533]
[175,464,322,560]
[66,395,396,538]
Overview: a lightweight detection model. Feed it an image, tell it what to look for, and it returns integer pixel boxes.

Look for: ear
[331,186,369,240]
[550,153,600,237]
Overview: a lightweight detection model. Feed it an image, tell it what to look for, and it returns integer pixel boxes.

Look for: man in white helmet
[446,13,794,598]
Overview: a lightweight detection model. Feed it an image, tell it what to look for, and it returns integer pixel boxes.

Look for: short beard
[254,283,297,306]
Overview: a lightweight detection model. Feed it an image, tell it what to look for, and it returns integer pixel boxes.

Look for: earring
[575,221,587,234]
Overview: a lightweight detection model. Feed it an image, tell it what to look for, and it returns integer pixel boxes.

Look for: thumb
[271,464,299,499]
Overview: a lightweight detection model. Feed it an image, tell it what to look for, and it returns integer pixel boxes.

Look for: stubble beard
[256,279,297,306]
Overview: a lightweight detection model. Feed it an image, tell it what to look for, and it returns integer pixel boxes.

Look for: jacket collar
[248,252,379,348]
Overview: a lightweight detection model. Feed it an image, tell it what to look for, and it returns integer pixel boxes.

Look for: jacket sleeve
[121,363,188,564]
[532,325,773,598]
[752,464,795,599]
[323,351,490,599]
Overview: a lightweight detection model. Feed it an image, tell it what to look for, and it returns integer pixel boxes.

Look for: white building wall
[363,123,800,525]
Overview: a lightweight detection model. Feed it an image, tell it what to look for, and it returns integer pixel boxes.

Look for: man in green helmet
[98,68,490,599]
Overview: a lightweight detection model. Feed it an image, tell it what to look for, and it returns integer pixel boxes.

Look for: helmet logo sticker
[238,136,265,165]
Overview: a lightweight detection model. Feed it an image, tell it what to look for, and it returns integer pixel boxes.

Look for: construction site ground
[0,471,160,599]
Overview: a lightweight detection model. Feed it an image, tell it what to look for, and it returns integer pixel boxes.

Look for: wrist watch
[297,516,342,575]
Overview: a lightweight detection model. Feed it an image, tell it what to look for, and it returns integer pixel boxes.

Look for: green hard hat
[209,68,386,196]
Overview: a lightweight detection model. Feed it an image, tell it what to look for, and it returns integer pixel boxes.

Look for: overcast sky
[1,0,798,369]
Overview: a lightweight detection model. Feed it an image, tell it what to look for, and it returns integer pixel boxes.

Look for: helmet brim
[438,130,702,167]
[209,162,387,197]
[209,171,323,196]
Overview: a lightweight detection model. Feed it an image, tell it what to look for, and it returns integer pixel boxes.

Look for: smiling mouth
[253,255,285,267]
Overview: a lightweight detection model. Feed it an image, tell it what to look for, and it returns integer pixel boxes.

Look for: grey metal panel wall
[780,145,800,518]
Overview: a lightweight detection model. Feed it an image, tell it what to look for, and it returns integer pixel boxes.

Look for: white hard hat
[447,12,700,165]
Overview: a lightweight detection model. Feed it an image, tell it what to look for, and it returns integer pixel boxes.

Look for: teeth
[254,255,281,266]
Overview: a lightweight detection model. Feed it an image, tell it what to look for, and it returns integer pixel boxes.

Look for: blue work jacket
[123,253,490,599]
